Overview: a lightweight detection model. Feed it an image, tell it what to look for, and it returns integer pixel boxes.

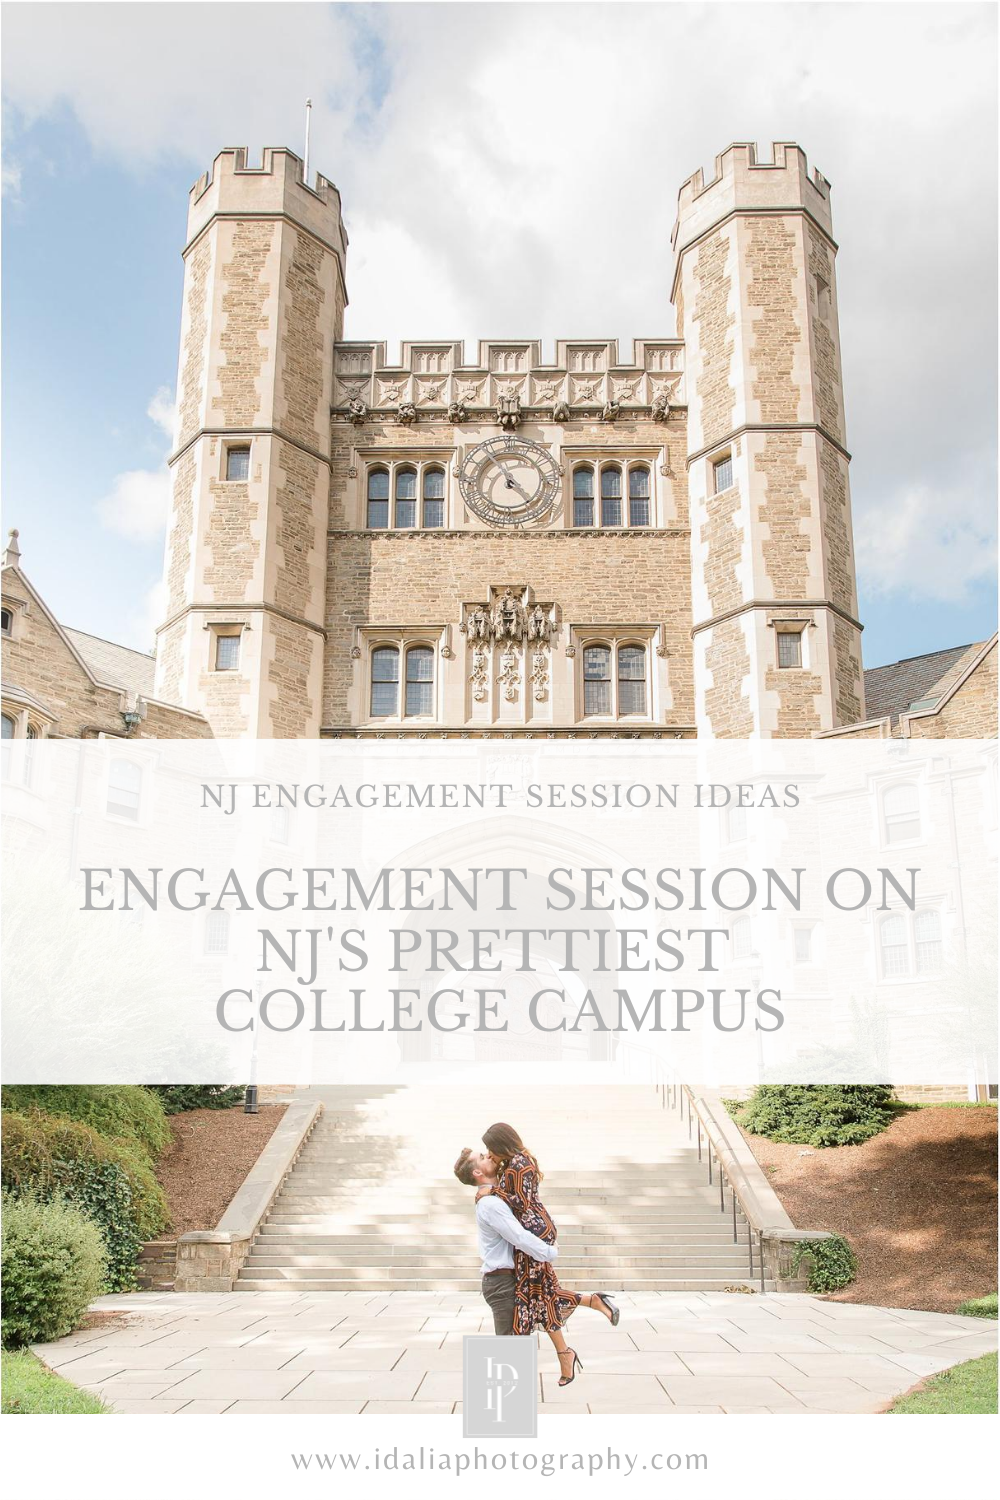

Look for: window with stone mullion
[618,644,647,713]
[395,468,417,528]
[601,466,623,527]
[573,466,594,527]
[367,469,390,528]
[423,468,445,528]
[584,645,612,715]
[628,466,650,527]
[371,646,400,715]
[405,646,434,716]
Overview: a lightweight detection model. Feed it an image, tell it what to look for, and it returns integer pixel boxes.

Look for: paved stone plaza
[32,1291,998,1415]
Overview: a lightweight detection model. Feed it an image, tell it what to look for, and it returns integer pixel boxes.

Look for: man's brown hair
[453,1147,477,1186]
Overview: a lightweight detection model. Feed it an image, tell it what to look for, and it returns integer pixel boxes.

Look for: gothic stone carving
[464,587,555,706]
[552,401,570,422]
[498,641,521,702]
[651,389,671,422]
[531,648,549,702]
[448,400,469,424]
[495,391,521,430]
[471,641,490,701]
[602,400,621,423]
[348,397,368,425]
[397,402,417,425]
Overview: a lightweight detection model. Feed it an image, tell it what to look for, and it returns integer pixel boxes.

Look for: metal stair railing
[616,1043,762,1289]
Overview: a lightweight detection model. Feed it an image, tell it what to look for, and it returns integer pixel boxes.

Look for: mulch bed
[740,1107,998,1312]
[155,1105,287,1235]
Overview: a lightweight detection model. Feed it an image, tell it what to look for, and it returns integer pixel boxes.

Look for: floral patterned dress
[490,1150,581,1334]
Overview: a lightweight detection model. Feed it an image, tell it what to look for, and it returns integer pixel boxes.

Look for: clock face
[458,435,561,527]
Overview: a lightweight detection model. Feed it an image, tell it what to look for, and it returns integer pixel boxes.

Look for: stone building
[2,140,996,743]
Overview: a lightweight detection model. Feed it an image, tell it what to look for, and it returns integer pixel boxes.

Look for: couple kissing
[454,1122,620,1387]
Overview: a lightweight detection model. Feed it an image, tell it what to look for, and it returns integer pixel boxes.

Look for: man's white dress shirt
[476,1193,558,1275]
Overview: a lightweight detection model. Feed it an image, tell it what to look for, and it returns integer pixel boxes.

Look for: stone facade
[1,532,211,742]
[3,141,995,745]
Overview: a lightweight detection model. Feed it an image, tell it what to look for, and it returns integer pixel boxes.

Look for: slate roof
[863,642,984,726]
[64,628,157,697]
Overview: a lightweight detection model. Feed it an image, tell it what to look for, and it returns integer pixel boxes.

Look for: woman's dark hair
[482,1122,543,1181]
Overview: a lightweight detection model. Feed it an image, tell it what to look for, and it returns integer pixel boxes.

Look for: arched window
[883,783,920,844]
[1,712,14,780]
[731,917,754,959]
[617,644,647,714]
[583,645,612,715]
[405,646,434,716]
[573,466,594,528]
[370,646,400,715]
[423,468,445,528]
[107,759,142,821]
[204,909,230,955]
[23,724,36,789]
[367,469,390,529]
[879,914,909,978]
[914,910,942,974]
[600,466,622,527]
[395,467,417,528]
[628,466,650,527]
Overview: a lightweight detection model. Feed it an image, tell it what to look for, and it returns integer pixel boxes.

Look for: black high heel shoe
[593,1292,620,1326]
[558,1348,583,1386]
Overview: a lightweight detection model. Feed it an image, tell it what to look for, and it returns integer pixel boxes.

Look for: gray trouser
[481,1270,516,1334]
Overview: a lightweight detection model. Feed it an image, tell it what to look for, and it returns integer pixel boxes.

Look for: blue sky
[3,2,996,668]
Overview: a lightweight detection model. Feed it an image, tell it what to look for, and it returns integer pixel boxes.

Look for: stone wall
[322,529,695,730]
[2,567,211,740]
[138,1239,177,1291]
[905,642,997,739]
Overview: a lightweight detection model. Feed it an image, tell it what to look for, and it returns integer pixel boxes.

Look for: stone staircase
[237,1085,765,1292]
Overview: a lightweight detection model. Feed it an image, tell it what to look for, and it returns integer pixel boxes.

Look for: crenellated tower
[154,147,347,736]
[672,142,864,737]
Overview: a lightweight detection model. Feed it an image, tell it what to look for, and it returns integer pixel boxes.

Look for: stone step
[265,1212,749,1224]
[236,1275,769,1292]
[287,1170,710,1182]
[269,1198,735,1214]
[243,1252,754,1270]
[255,1227,745,1244]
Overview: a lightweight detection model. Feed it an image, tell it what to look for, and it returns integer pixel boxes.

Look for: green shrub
[957,1293,998,1319]
[734,1085,897,1146]
[1,1086,170,1161]
[1,1194,107,1347]
[1,1111,168,1290]
[147,1085,245,1114]
[789,1234,857,1293]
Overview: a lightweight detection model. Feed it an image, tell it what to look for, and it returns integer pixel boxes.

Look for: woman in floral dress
[479,1122,620,1385]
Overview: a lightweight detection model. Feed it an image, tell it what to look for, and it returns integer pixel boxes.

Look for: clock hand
[494,457,533,502]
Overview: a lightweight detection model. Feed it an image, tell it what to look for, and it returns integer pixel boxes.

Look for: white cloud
[133,578,169,657]
[856,473,999,604]
[1,159,22,199]
[96,464,171,543]
[146,386,176,442]
[4,1,997,611]
[96,387,175,542]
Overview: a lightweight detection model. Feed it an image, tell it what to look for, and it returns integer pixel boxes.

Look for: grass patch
[1,1349,110,1414]
[899,1100,998,1111]
[957,1293,998,1319]
[887,1353,997,1414]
